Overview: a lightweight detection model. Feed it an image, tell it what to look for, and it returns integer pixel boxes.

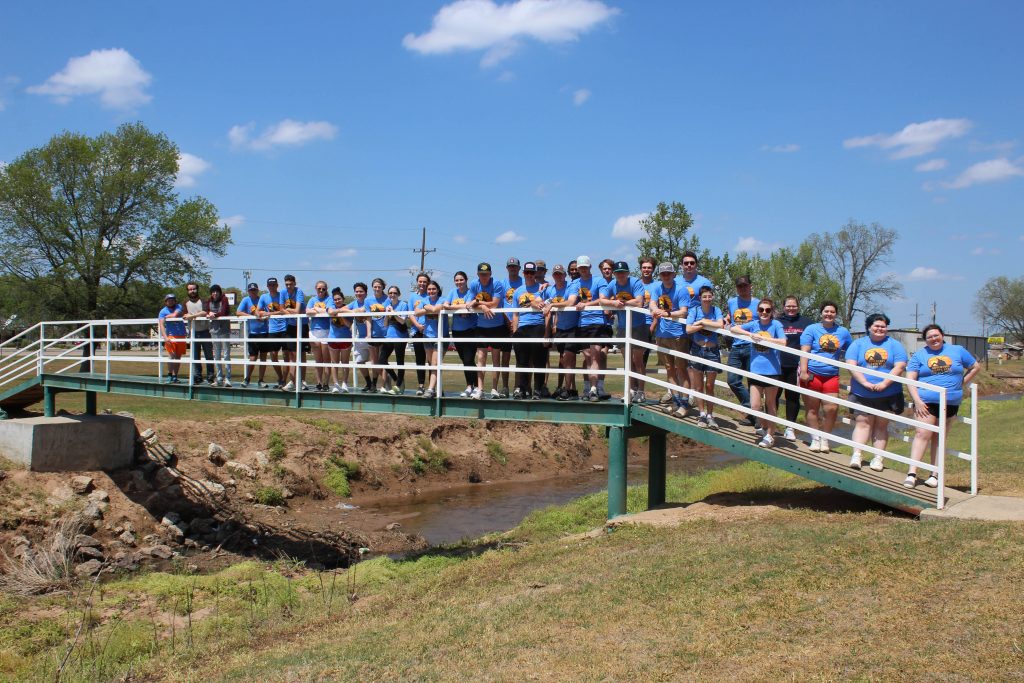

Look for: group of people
[156,253,978,489]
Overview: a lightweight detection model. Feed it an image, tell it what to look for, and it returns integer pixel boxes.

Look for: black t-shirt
[777,313,812,368]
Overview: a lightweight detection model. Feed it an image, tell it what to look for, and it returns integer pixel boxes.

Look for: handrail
[0,322,43,352]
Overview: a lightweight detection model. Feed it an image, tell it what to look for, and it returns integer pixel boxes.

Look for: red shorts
[164,337,186,357]
[802,373,839,394]
[328,341,351,350]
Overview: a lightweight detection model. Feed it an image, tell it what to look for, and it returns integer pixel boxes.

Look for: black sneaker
[512,388,524,400]
[361,384,373,393]
[538,386,551,399]
[193,376,204,385]
[568,389,580,401]
[532,391,542,400]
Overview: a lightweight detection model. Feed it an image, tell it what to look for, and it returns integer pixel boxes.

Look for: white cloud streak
[943,158,1024,189]
[733,236,783,254]
[761,143,799,153]
[27,49,152,109]
[573,88,591,106]
[402,0,619,67]
[175,153,210,188]
[843,118,971,159]
[610,212,648,239]
[229,119,338,151]
[495,230,525,244]
[218,215,245,229]
[904,266,963,282]
[914,158,948,172]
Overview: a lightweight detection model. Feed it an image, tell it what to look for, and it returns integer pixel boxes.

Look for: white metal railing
[11,306,980,507]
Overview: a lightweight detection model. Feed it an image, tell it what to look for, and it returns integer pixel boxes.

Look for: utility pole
[931,301,937,325]
[242,269,252,290]
[413,226,436,274]
[914,303,919,330]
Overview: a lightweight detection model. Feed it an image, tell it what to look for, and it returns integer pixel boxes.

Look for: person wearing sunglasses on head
[305,280,333,391]
[731,298,786,448]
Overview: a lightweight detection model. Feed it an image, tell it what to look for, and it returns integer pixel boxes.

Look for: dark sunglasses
[757,308,773,313]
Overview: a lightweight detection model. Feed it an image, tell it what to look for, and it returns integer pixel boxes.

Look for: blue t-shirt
[513,283,544,327]
[159,305,185,337]
[800,323,853,377]
[368,294,389,338]
[847,335,908,398]
[546,283,578,330]
[639,280,656,325]
[467,278,506,329]
[259,291,287,333]
[651,282,688,338]
[409,291,430,331]
[385,300,410,339]
[908,343,976,405]
[282,288,305,327]
[327,302,352,339]
[421,295,444,338]
[346,299,370,339]
[445,288,477,332]
[237,296,267,335]
[676,274,714,310]
[306,294,332,332]
[728,296,761,347]
[502,276,523,321]
[742,319,785,375]
[605,276,645,329]
[687,305,725,346]
[568,276,606,327]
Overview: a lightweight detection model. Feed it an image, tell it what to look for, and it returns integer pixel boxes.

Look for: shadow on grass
[660,486,912,517]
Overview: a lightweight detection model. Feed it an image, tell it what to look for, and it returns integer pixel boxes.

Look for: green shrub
[323,467,351,497]
[486,441,507,465]
[268,431,286,461]
[327,455,360,480]
[413,437,450,473]
[254,486,285,506]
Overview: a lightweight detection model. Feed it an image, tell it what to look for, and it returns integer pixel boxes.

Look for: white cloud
[760,143,799,153]
[969,140,1016,154]
[27,49,152,109]
[943,158,1024,189]
[0,76,17,112]
[971,247,1001,256]
[174,153,210,188]
[914,158,948,172]
[733,236,783,254]
[904,266,963,282]
[402,0,619,68]
[332,248,358,258]
[843,118,971,159]
[218,215,245,229]
[497,70,516,82]
[535,181,560,197]
[228,119,338,151]
[453,234,468,244]
[611,212,648,239]
[572,88,591,106]
[495,230,525,244]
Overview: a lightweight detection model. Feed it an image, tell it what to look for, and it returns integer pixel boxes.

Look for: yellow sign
[987,336,1004,344]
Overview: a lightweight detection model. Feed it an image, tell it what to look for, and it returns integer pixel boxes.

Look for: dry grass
[0,516,85,596]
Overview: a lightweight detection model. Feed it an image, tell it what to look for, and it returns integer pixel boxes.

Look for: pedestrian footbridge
[0,311,980,518]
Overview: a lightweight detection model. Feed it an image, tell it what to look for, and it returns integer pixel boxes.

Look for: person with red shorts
[799,301,853,452]
[158,293,186,383]
[327,287,353,393]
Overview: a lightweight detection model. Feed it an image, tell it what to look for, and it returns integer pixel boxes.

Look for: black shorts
[748,374,781,389]
[282,327,308,355]
[600,324,614,349]
[925,402,959,419]
[554,327,581,354]
[850,392,905,416]
[369,340,386,349]
[263,329,288,354]
[617,325,651,344]
[248,333,268,357]
[477,324,511,352]
[576,325,605,349]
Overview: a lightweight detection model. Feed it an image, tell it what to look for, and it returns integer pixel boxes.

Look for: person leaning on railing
[415,280,446,399]
[776,296,812,441]
[305,280,333,391]
[380,284,409,395]
[157,293,186,384]
[444,271,480,399]
[207,284,233,387]
[903,324,980,489]
[685,285,725,428]
[799,301,853,453]
[730,298,787,448]
[845,313,907,473]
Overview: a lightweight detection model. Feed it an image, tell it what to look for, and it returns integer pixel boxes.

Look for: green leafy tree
[634,201,712,269]
[975,276,1024,342]
[0,122,231,320]
[724,243,845,319]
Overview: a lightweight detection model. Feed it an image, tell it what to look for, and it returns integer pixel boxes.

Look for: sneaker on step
[331,383,341,394]
[924,475,938,488]
[783,427,796,441]
[301,381,311,391]
[282,381,295,391]
[588,388,600,403]
[869,456,884,472]
[460,386,473,398]
[808,436,821,452]
[258,381,270,389]
[416,385,425,396]
[490,388,501,399]
[707,415,720,430]
[659,391,673,405]
[903,474,917,489]
[223,379,232,388]
[849,453,862,470]
[340,383,350,393]
[498,387,510,399]
[240,379,250,388]
[755,427,767,439]
[757,434,775,448]
[512,388,524,400]
[634,391,646,403]
[820,439,831,453]
[422,389,435,399]
[471,388,483,400]
[696,414,709,428]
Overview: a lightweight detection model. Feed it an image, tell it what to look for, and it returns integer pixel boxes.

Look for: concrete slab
[0,415,135,472]
[919,495,1024,522]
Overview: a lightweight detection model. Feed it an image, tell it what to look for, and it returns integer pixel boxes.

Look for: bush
[486,441,507,465]
[413,437,450,474]
[323,467,350,497]
[267,431,286,461]
[254,486,285,506]
[327,455,360,480]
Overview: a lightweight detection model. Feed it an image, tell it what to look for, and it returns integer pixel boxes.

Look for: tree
[634,201,712,269]
[0,122,231,320]
[975,276,1024,342]
[724,243,845,317]
[805,220,902,327]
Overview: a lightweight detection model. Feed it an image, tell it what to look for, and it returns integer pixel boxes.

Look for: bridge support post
[648,430,667,509]
[84,391,97,416]
[43,387,56,417]
[607,426,628,519]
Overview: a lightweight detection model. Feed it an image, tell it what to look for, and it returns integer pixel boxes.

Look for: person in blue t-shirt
[731,298,786,448]
[304,280,333,391]
[413,280,446,399]
[511,262,547,399]
[236,283,269,388]
[444,271,480,399]
[543,264,579,400]
[650,262,691,411]
[158,293,185,383]
[367,278,391,393]
[725,275,761,423]
[258,277,287,388]
[407,273,432,395]
[846,313,908,472]
[685,286,725,429]
[566,256,608,402]
[904,324,980,489]
[466,262,508,398]
[799,301,853,453]
[600,261,648,402]
[327,287,353,393]
[281,274,308,391]
[379,284,410,395]
[347,282,374,392]
[502,257,524,395]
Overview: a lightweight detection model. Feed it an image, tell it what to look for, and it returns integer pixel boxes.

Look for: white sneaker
[340,383,350,394]
[461,386,473,398]
[490,388,500,399]
[809,437,821,452]
[849,453,862,469]
[820,439,831,453]
[282,381,295,391]
[707,415,719,430]
[301,381,311,391]
[924,475,938,488]
[471,388,483,400]
[635,391,646,403]
[783,427,796,441]
[757,434,775,448]
[869,456,884,472]
[379,386,390,394]
[331,383,341,394]
[223,379,232,388]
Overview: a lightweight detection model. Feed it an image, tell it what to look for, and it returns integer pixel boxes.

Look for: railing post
[607,426,628,519]
[188,314,196,392]
[936,388,947,509]
[435,314,443,414]
[43,386,56,417]
[89,323,95,374]
[624,311,632,413]
[104,322,111,388]
[295,318,301,402]
[648,429,666,509]
[970,382,978,496]
[37,323,45,376]
[157,322,164,383]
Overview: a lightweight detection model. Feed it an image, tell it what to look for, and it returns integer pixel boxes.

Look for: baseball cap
[576,255,592,267]
[535,259,547,270]
[658,262,677,274]
[247,283,259,291]
[506,257,521,267]
[735,275,752,286]
[552,264,566,274]
[613,261,630,273]
[266,277,279,285]
[164,293,176,300]
[523,261,537,272]
[477,262,492,273]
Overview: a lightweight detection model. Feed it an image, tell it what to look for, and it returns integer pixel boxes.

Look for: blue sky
[1,0,1021,334]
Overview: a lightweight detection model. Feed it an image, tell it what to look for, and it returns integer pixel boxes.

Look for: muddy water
[334,449,740,546]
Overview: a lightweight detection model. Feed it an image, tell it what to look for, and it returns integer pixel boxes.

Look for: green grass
[322,457,359,498]
[253,486,285,506]
[410,436,451,475]
[486,440,508,465]
[266,431,286,462]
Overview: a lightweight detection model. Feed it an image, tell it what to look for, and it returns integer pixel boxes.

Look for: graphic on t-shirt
[284,298,297,309]
[475,292,492,302]
[330,317,344,328]
[615,291,632,303]
[310,301,327,312]
[657,294,674,311]
[865,347,889,367]
[819,334,840,353]
[517,292,536,307]
[505,287,516,304]
[267,301,281,312]
[578,287,591,302]
[369,303,386,319]
[450,297,467,306]
[686,286,696,299]
[928,356,952,374]
[642,290,651,306]
[733,308,754,324]
[548,296,564,304]
[753,330,771,350]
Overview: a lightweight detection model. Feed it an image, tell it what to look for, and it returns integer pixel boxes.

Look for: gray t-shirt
[184,299,210,332]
